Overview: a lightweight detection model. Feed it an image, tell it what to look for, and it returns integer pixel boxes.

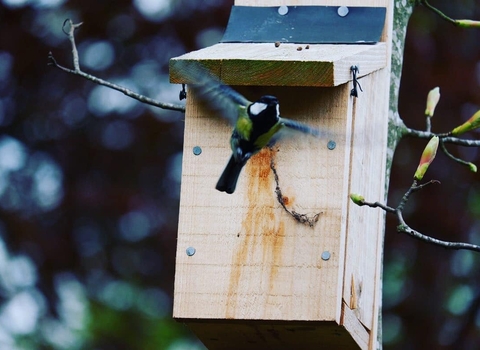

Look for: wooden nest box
[169,1,392,349]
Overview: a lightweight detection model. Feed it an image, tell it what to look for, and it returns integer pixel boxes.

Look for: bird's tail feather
[216,155,245,194]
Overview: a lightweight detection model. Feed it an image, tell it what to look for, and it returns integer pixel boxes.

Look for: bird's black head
[246,95,280,139]
[248,95,279,122]
[258,95,278,105]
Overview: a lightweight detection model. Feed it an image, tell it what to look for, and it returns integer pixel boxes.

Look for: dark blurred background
[0,0,479,349]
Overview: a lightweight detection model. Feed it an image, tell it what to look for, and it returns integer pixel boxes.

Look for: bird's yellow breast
[235,108,252,141]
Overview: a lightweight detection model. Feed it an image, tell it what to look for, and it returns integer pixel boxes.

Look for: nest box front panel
[174,84,353,323]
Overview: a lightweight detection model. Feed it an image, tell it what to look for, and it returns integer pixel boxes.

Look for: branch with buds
[405,86,479,172]
[420,0,480,28]
[351,90,480,253]
[51,20,480,247]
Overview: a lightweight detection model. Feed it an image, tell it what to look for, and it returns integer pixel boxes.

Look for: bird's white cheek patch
[249,102,267,116]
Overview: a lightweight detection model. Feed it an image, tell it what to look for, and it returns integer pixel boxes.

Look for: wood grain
[170,43,387,87]
[174,85,349,322]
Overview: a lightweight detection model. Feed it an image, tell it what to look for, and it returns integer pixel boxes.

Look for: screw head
[321,251,331,261]
[327,140,336,150]
[337,6,349,17]
[278,5,288,15]
[192,146,202,155]
[186,247,196,256]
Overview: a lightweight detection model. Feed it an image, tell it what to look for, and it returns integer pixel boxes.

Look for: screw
[186,247,196,256]
[321,251,331,261]
[327,140,336,150]
[193,146,202,155]
[278,5,288,15]
[337,6,349,17]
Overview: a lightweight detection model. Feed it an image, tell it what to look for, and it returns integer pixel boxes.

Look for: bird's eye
[249,102,268,116]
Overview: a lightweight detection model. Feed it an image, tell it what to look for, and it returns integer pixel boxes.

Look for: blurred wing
[266,116,330,146]
[194,83,249,125]
[279,117,322,138]
[175,61,250,125]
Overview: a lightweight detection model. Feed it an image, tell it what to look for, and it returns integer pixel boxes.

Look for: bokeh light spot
[101,120,135,150]
[119,210,151,242]
[81,40,115,71]
[134,0,172,22]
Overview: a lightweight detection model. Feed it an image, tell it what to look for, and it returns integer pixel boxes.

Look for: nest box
[169,1,393,349]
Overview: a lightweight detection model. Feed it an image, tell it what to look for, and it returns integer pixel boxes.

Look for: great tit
[178,62,321,194]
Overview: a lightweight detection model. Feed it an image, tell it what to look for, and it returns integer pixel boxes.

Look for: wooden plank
[341,1,393,348]
[173,84,352,322]
[170,43,386,87]
[340,55,390,345]
[341,302,370,350]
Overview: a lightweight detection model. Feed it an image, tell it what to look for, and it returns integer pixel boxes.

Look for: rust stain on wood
[226,148,286,319]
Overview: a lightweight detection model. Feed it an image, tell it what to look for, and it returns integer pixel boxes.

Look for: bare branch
[62,19,82,72]
[353,179,480,253]
[439,140,475,170]
[425,115,432,133]
[420,0,457,25]
[355,200,396,214]
[420,0,480,28]
[396,180,417,212]
[440,137,480,147]
[49,19,185,113]
[410,179,440,192]
[396,212,480,253]
[405,127,480,146]
[404,128,448,140]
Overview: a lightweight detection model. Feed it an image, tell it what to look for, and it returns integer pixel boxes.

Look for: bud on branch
[425,87,440,117]
[468,163,477,173]
[451,110,480,136]
[414,136,439,181]
[456,19,480,28]
[350,193,365,206]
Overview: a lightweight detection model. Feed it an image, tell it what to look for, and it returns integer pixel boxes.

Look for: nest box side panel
[339,2,393,349]
[174,85,352,323]
[339,63,389,350]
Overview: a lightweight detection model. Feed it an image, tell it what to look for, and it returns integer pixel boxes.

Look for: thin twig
[440,140,474,169]
[397,180,417,212]
[425,116,432,133]
[270,155,321,227]
[421,0,480,28]
[405,128,480,146]
[355,180,480,253]
[396,211,480,253]
[440,137,480,147]
[62,19,82,72]
[421,0,458,25]
[49,19,185,113]
[355,200,396,213]
[404,128,450,139]
[410,179,440,192]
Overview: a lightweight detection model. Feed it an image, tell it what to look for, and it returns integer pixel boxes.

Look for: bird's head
[248,95,280,121]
